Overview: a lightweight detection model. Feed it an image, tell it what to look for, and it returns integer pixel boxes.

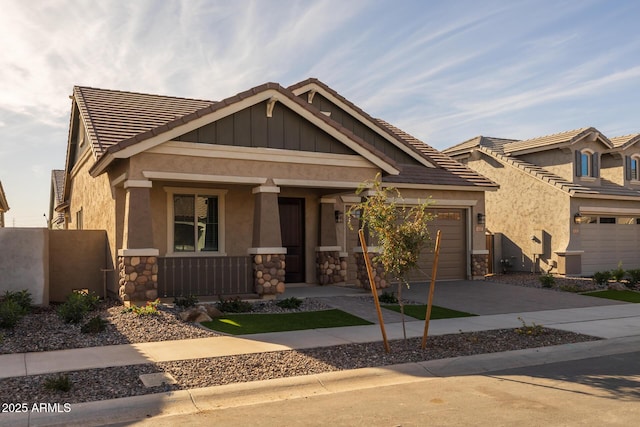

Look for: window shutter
[575,150,582,177]
[592,153,599,177]
[626,155,632,181]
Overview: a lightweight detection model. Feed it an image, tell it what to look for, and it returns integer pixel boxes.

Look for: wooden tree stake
[359,228,390,353]
[421,229,442,349]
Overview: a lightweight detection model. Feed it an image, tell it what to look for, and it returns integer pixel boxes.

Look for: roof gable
[503,127,613,155]
[610,133,640,150]
[83,82,401,177]
[288,78,436,169]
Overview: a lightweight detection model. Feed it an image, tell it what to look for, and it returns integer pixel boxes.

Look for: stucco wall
[0,228,48,305]
[68,155,117,291]
[470,153,571,273]
[520,150,574,182]
[49,230,107,302]
[600,152,624,185]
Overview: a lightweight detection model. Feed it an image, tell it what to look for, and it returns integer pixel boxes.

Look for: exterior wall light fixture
[477,213,486,225]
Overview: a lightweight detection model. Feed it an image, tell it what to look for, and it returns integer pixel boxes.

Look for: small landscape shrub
[3,290,33,314]
[626,269,640,287]
[592,271,611,286]
[559,284,579,293]
[122,299,160,316]
[515,317,545,336]
[174,295,199,309]
[378,291,398,304]
[81,315,108,334]
[539,273,555,288]
[43,374,72,392]
[276,297,303,310]
[611,262,626,282]
[57,290,101,324]
[0,300,24,328]
[217,296,253,313]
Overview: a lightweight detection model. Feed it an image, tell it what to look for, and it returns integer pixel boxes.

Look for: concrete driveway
[284,279,627,317]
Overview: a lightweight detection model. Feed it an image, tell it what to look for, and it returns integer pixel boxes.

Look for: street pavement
[1,280,639,426]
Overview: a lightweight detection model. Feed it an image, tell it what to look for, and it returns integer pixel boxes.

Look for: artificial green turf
[582,290,640,303]
[201,309,373,335]
[382,304,476,320]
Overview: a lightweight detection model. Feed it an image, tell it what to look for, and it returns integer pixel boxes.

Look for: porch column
[316,198,347,285]
[248,184,286,298]
[118,180,159,305]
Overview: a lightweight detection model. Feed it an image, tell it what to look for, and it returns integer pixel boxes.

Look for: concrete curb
[6,335,640,427]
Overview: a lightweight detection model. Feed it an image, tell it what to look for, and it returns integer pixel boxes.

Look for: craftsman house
[444,128,640,276]
[55,78,496,302]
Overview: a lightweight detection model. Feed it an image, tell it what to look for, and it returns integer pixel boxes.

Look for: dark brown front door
[278,197,305,283]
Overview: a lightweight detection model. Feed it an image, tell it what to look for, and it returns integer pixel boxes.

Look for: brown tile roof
[503,127,613,154]
[86,82,400,176]
[443,136,519,157]
[72,78,494,190]
[288,78,437,166]
[74,86,216,157]
[610,133,640,149]
[374,120,497,188]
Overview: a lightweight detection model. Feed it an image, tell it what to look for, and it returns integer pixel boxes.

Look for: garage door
[345,208,467,283]
[581,216,640,275]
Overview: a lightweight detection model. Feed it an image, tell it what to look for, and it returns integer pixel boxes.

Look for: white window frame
[578,149,598,180]
[165,187,227,257]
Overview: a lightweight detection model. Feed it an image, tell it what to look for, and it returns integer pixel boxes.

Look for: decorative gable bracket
[266,97,278,118]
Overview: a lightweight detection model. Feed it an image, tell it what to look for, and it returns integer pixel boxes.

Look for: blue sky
[2,0,640,226]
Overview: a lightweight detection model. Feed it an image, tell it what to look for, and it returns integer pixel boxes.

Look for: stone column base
[353,252,389,290]
[471,253,489,279]
[316,249,348,285]
[251,253,286,297]
[117,249,159,305]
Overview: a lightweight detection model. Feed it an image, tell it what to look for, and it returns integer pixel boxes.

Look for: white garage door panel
[581,223,640,274]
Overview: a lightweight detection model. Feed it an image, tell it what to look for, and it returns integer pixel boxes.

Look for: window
[626,155,640,182]
[599,217,616,224]
[166,188,226,255]
[576,149,598,178]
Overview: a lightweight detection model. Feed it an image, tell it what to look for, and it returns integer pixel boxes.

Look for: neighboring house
[48,170,66,229]
[444,128,640,276]
[0,181,8,227]
[55,78,496,303]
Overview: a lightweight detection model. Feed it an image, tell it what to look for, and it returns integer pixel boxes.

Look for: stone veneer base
[471,253,489,278]
[253,253,286,296]
[316,251,348,285]
[353,252,389,290]
[118,255,158,304]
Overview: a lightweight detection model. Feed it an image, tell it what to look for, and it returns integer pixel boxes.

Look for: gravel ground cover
[484,272,601,292]
[0,280,602,405]
[1,328,598,405]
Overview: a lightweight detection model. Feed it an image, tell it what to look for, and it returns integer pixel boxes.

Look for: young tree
[348,174,434,339]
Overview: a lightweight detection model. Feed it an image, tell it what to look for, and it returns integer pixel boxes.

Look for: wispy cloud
[3,0,640,225]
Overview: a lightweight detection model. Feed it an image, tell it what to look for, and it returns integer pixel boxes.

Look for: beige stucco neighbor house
[0,180,8,228]
[55,78,496,303]
[444,128,640,276]
[48,170,66,229]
